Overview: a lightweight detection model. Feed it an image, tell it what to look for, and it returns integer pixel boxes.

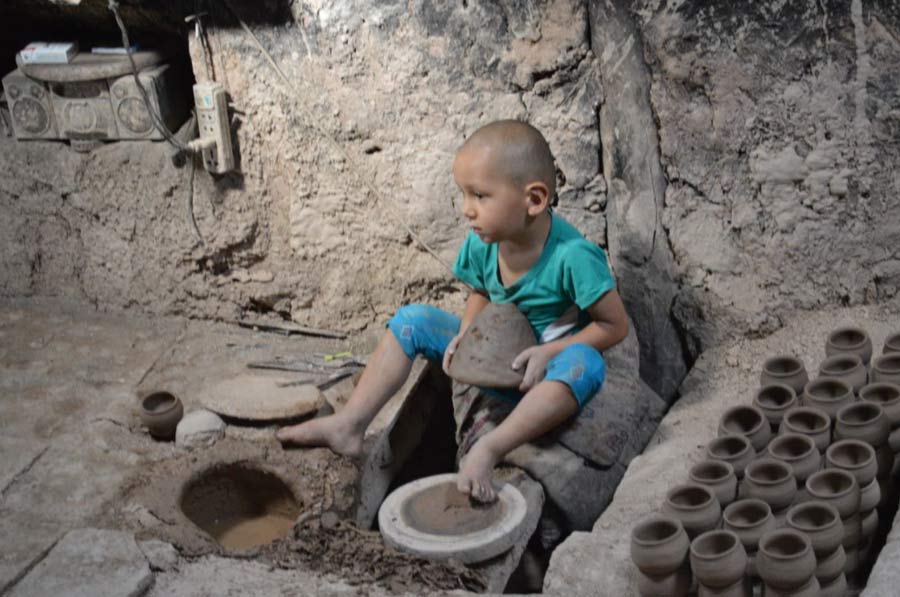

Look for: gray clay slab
[199,374,323,421]
[9,528,153,597]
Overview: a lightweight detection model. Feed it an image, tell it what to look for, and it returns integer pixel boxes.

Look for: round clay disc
[199,374,323,421]
[377,473,528,564]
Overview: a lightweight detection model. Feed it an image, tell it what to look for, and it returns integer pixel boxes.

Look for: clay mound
[448,303,536,388]
[199,374,323,421]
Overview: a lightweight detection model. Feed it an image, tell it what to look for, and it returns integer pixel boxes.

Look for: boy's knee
[546,343,606,407]
[387,304,460,363]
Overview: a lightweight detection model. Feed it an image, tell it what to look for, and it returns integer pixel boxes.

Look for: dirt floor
[0,297,485,595]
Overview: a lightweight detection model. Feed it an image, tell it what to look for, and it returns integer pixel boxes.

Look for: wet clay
[401,481,504,536]
[179,463,300,551]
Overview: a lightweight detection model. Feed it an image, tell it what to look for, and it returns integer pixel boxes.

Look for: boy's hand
[442,332,464,376]
[512,345,554,392]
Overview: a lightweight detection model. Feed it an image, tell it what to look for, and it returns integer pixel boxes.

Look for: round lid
[17,50,167,82]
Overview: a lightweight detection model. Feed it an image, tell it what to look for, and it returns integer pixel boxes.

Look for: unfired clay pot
[766,433,821,483]
[876,444,895,477]
[690,461,738,508]
[818,353,868,394]
[697,577,751,597]
[138,390,184,440]
[891,427,900,452]
[842,513,862,548]
[779,406,831,452]
[813,544,846,584]
[630,515,690,576]
[871,353,900,385]
[762,576,820,597]
[760,356,808,395]
[661,484,721,540]
[834,401,889,447]
[825,326,873,365]
[861,508,878,539]
[756,529,816,591]
[859,382,900,427]
[446,302,536,388]
[689,530,747,590]
[722,499,776,553]
[785,501,843,556]
[752,384,797,430]
[819,573,848,597]
[636,562,691,597]
[859,478,881,512]
[801,377,854,419]
[843,543,860,574]
[707,435,755,479]
[884,332,900,354]
[805,469,860,519]
[825,439,877,487]
[718,406,771,452]
[740,459,796,511]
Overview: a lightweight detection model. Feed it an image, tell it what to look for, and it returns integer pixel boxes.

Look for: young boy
[277,120,629,504]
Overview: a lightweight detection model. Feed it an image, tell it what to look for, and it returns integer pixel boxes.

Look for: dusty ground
[0,297,485,595]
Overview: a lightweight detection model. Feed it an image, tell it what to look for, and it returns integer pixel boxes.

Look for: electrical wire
[108,0,189,152]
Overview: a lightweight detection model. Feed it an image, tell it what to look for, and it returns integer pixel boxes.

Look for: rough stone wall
[2,0,899,399]
[638,0,900,353]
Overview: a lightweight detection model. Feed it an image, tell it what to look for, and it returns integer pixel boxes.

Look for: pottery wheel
[378,473,528,564]
[16,50,168,82]
[199,374,323,421]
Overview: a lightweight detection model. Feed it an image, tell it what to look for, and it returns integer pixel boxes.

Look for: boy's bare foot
[276,414,364,458]
[456,440,501,503]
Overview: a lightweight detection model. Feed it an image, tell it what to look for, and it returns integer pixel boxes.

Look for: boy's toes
[457,476,474,497]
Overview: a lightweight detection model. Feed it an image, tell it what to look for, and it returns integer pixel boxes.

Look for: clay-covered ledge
[543,303,900,596]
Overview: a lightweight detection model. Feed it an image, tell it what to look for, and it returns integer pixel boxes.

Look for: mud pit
[104,434,486,593]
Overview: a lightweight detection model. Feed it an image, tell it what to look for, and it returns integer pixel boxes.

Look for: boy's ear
[524,181,551,216]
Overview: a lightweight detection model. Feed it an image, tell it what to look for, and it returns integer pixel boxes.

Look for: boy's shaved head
[460,120,556,196]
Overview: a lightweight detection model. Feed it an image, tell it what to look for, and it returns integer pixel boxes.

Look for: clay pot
[871,353,900,385]
[834,401,889,447]
[707,435,755,479]
[689,461,738,508]
[661,484,722,540]
[138,390,184,440]
[766,433,821,483]
[740,459,796,511]
[753,384,798,430]
[842,513,862,548]
[631,515,690,576]
[825,439,877,487]
[801,377,855,419]
[697,577,751,597]
[819,573,847,597]
[818,353,868,394]
[814,545,846,584]
[779,407,831,452]
[636,561,691,597]
[446,302,536,388]
[717,405,771,452]
[861,509,878,539]
[785,501,843,556]
[859,478,881,512]
[859,382,900,427]
[843,544,859,574]
[805,469,860,518]
[760,356,808,395]
[825,326,873,365]
[884,332,900,354]
[756,529,816,591]
[690,530,747,589]
[762,576,820,597]
[722,499,776,552]
[891,427,900,452]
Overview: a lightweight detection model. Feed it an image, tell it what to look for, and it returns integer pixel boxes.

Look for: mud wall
[1,0,899,400]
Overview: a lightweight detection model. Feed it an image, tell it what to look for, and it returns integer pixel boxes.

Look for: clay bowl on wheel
[447,302,536,388]
[138,390,184,440]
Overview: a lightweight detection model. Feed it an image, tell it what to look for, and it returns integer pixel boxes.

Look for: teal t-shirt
[452,212,616,342]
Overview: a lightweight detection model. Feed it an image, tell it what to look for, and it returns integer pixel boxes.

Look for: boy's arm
[442,291,490,374]
[513,289,629,391]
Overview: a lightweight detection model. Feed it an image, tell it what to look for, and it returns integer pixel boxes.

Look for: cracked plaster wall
[1,0,899,396]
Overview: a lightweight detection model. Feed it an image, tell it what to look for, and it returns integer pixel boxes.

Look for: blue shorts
[387,304,606,407]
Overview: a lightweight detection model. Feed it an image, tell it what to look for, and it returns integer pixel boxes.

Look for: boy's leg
[458,381,578,501]
[276,304,459,455]
[458,343,605,502]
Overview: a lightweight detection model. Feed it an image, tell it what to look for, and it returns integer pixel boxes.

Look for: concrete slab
[8,528,153,597]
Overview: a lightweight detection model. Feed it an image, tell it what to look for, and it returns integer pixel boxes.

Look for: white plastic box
[19,42,78,65]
